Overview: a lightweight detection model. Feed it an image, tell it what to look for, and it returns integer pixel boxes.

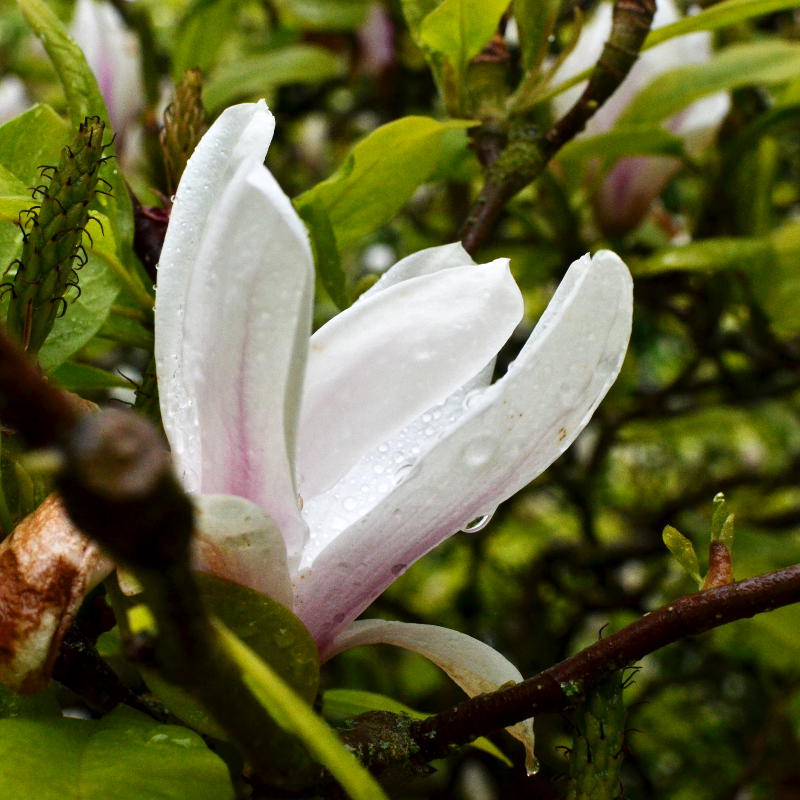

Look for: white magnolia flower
[155,100,633,766]
[552,0,730,234]
[71,0,144,139]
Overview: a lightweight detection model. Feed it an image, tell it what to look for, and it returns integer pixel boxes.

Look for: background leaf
[620,41,800,126]
[296,116,475,248]
[0,706,234,800]
[419,0,508,73]
[215,619,390,800]
[203,46,345,110]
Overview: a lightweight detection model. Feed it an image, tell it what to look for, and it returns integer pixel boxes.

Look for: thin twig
[408,564,800,760]
[461,0,657,253]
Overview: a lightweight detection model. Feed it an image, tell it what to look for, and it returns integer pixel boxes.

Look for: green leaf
[323,689,512,766]
[203,45,345,110]
[98,311,154,349]
[17,0,107,130]
[710,493,730,542]
[214,619,390,800]
[0,706,234,800]
[401,0,439,45]
[173,0,238,80]
[17,0,135,253]
[296,198,348,309]
[420,0,508,73]
[632,237,772,277]
[295,116,475,247]
[142,573,319,740]
[620,41,800,126]
[515,0,560,72]
[662,525,702,585]
[644,0,800,49]
[749,221,800,338]
[0,684,60,719]
[51,362,133,393]
[558,126,685,164]
[0,104,69,187]
[272,0,371,30]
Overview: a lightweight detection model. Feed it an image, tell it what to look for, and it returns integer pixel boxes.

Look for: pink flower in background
[71,0,144,139]
[155,100,633,764]
[552,0,730,234]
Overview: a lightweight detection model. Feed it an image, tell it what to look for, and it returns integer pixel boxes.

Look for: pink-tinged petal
[295,251,632,649]
[0,495,113,692]
[362,241,475,296]
[71,0,143,136]
[191,494,293,608]
[594,154,679,235]
[297,259,522,497]
[157,102,275,492]
[327,620,536,773]
[156,101,313,562]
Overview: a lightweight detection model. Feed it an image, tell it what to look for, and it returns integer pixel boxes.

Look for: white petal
[191,494,293,608]
[299,363,493,569]
[362,241,475,297]
[295,251,632,649]
[156,102,314,562]
[327,620,536,773]
[71,0,143,134]
[669,92,730,156]
[157,102,275,492]
[297,259,523,497]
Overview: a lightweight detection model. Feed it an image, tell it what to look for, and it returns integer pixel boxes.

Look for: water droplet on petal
[391,563,407,576]
[393,463,414,486]
[459,510,495,533]
[273,627,295,648]
[462,435,496,469]
[462,388,483,410]
[525,753,541,776]
[343,496,358,511]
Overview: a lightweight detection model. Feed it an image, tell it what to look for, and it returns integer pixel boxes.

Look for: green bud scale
[4,116,111,356]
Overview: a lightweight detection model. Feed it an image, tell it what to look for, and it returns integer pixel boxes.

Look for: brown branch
[460,0,657,254]
[0,327,79,447]
[407,564,800,760]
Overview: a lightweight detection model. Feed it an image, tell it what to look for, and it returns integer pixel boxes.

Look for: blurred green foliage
[0,0,799,797]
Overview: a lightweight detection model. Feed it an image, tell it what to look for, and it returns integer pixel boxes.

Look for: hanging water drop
[393,463,414,486]
[459,510,495,533]
[462,388,483,409]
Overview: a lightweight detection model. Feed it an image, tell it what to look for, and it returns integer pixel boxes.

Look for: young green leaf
[419,0,508,74]
[662,524,702,586]
[644,0,800,49]
[295,116,475,247]
[515,0,560,73]
[296,198,348,310]
[213,619,390,800]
